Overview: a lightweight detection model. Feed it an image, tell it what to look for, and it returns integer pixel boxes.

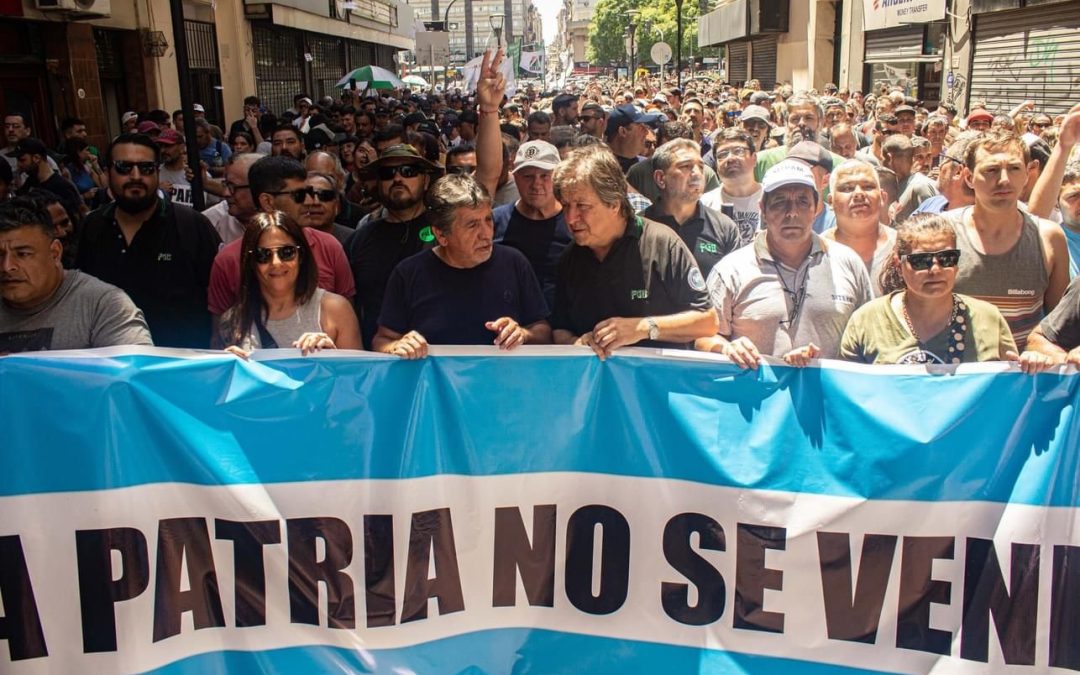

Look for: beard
[383,189,423,212]
[114,187,158,214]
[785,127,818,149]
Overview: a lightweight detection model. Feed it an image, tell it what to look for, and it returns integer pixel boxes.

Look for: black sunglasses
[446,165,476,175]
[250,245,302,264]
[904,248,961,271]
[377,164,423,180]
[112,160,158,176]
[271,187,337,204]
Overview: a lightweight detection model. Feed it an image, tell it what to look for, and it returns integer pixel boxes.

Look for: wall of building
[774,1,835,90]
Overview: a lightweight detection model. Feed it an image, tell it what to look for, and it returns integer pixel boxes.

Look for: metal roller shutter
[727,41,748,86]
[969,2,1080,117]
[750,35,777,90]
[864,26,926,63]
[252,24,305,117]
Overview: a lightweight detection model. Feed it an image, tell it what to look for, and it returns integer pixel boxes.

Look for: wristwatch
[646,317,660,341]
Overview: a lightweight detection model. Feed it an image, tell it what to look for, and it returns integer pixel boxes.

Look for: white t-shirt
[701,184,764,247]
[202,201,245,246]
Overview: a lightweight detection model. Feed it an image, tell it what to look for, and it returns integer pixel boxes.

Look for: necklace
[901,292,967,364]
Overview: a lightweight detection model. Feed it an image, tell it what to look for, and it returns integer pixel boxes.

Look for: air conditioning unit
[35,0,112,19]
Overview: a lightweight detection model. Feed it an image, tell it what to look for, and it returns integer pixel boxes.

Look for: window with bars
[184,21,218,72]
[94,28,125,80]
[252,24,305,115]
[309,36,345,100]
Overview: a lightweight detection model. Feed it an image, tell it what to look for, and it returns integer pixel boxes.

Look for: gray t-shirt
[1040,274,1080,350]
[706,232,872,358]
[0,271,153,353]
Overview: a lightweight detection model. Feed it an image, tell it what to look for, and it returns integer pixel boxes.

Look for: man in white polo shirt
[697,159,872,368]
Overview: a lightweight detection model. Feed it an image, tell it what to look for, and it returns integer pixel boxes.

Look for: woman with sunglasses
[840,214,1016,365]
[218,211,360,357]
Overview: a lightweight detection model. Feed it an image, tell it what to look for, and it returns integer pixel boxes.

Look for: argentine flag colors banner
[1,347,1079,674]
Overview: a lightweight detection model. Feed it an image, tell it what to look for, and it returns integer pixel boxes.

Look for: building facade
[698,0,837,91]
[403,0,540,69]
[0,0,412,152]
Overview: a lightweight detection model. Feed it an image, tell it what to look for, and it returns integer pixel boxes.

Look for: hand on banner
[783,343,820,368]
[1068,346,1080,367]
[391,331,429,360]
[592,317,645,357]
[477,48,506,111]
[574,331,608,360]
[293,332,336,355]
[1006,349,1055,374]
[486,317,526,349]
[225,345,251,360]
[723,336,762,370]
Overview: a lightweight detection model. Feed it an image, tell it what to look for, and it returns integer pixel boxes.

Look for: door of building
[750,35,777,90]
[184,20,225,128]
[726,41,748,87]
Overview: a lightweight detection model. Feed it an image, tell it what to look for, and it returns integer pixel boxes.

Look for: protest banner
[0,347,1078,674]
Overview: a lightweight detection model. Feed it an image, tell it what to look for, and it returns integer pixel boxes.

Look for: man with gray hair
[882,134,937,224]
[551,145,718,358]
[372,174,551,358]
[641,139,739,272]
[754,93,844,182]
[913,131,980,215]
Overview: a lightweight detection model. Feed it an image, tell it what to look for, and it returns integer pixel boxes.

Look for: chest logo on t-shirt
[697,239,718,254]
[157,253,173,262]
[630,289,649,300]
[419,226,435,243]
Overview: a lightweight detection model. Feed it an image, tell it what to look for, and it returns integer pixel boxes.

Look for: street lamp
[627,9,640,87]
[490,13,505,47]
[442,0,459,91]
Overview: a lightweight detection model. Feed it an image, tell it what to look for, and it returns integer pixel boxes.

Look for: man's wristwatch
[646,317,660,341]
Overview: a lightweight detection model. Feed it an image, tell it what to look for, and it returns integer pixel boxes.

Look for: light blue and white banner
[1,347,1078,674]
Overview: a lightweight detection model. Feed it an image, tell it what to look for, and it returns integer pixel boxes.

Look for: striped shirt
[949,207,1049,349]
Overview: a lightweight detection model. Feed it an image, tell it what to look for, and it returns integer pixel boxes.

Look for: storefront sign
[862,0,945,30]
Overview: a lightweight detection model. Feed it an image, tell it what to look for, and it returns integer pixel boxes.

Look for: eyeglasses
[715,147,752,160]
[446,165,476,175]
[111,160,158,176]
[250,245,302,264]
[223,182,250,193]
[376,164,423,180]
[270,187,338,204]
[903,248,961,271]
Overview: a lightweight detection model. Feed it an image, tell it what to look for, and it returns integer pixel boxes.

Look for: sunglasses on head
[112,160,158,176]
[251,245,302,264]
[271,187,338,204]
[377,164,423,180]
[904,248,961,271]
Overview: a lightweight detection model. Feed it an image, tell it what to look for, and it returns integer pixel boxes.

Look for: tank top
[952,207,1047,348]
[236,288,326,350]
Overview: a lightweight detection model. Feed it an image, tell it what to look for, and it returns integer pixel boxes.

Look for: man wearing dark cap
[14,139,82,218]
[605,104,664,174]
[749,91,772,107]
[403,112,427,134]
[552,93,580,127]
[578,102,606,139]
[305,124,342,155]
[345,144,443,346]
[882,134,937,224]
[894,104,917,137]
[786,140,835,233]
[738,105,774,152]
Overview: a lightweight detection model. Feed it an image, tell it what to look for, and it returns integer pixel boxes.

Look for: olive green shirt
[840,292,1016,365]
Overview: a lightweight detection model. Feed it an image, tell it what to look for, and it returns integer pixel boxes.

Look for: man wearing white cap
[492,139,571,310]
[698,159,871,367]
[121,111,139,134]
[192,104,206,120]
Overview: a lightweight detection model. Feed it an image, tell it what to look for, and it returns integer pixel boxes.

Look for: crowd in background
[3,47,1080,372]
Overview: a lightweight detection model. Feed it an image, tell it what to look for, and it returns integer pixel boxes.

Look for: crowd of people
[3,47,1080,373]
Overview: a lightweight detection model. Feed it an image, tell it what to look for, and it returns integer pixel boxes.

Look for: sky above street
[534,0,561,46]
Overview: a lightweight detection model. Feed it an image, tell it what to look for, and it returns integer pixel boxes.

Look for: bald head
[305,151,345,190]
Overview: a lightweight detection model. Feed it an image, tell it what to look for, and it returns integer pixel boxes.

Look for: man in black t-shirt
[491,139,571,310]
[642,138,739,274]
[551,146,718,358]
[14,138,83,219]
[344,144,443,348]
[1028,275,1080,366]
[372,174,550,358]
[77,133,220,348]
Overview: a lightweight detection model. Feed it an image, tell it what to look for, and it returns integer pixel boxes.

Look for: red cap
[156,129,183,145]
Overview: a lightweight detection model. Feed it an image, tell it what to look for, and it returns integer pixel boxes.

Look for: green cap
[361,144,443,175]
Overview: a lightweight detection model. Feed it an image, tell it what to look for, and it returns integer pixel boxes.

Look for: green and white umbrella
[335,65,405,90]
[402,74,429,87]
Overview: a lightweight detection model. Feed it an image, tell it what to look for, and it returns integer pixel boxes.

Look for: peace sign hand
[477,47,506,110]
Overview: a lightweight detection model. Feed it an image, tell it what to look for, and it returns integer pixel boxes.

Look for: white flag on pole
[519,51,543,74]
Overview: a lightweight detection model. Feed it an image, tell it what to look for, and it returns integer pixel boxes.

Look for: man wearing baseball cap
[697,159,871,367]
[738,105,774,152]
[604,104,664,174]
[492,140,571,309]
[965,108,993,132]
